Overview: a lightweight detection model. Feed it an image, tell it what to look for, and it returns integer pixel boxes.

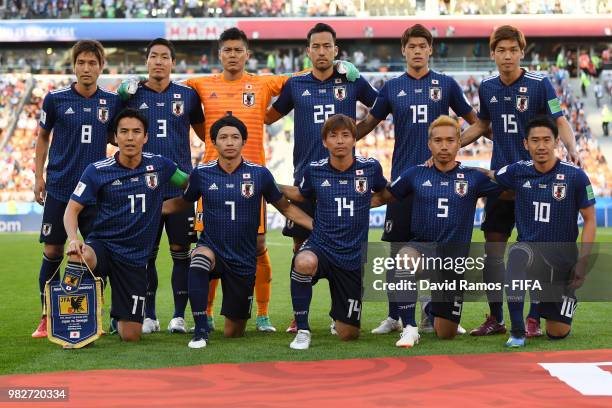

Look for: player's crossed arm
[461,118,492,148]
[370,187,396,208]
[272,197,313,231]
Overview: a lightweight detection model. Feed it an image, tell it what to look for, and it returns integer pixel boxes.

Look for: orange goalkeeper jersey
[185,73,288,165]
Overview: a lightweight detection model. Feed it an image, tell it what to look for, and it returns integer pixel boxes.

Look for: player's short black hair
[219,27,249,49]
[307,23,337,44]
[401,24,433,48]
[210,115,248,142]
[524,115,558,139]
[72,39,105,66]
[145,38,176,61]
[113,108,149,135]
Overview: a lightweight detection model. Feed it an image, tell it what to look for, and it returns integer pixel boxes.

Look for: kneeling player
[163,116,313,348]
[281,114,387,350]
[371,115,501,347]
[485,115,596,347]
[64,108,188,342]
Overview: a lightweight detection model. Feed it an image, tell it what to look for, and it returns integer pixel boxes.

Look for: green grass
[1,229,611,375]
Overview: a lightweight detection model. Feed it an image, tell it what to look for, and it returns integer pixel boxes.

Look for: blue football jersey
[272,71,378,183]
[300,156,387,270]
[478,70,563,170]
[370,71,473,179]
[183,160,283,276]
[389,164,501,242]
[40,84,123,202]
[127,81,204,199]
[71,153,178,267]
[495,160,595,242]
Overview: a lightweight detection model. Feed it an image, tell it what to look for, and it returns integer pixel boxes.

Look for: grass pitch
[1,229,611,375]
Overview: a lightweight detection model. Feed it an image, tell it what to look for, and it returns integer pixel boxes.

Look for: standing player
[32,40,122,338]
[64,108,189,342]
[162,116,313,348]
[265,23,378,333]
[461,26,580,336]
[125,38,206,334]
[370,116,501,347]
[181,27,358,332]
[265,23,378,253]
[483,115,595,346]
[356,24,477,335]
[281,114,387,350]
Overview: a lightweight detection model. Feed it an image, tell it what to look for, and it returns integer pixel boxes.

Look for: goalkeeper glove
[335,60,360,82]
[116,76,146,101]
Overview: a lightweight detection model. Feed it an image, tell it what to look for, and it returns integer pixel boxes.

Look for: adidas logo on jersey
[65,107,74,114]
[321,180,331,187]
[490,96,498,103]
[209,183,218,190]
[397,90,407,97]
[422,180,432,187]
[112,179,122,186]
[522,181,531,188]
[302,90,311,96]
[140,103,148,109]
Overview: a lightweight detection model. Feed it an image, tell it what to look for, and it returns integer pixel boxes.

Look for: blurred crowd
[1,69,611,202]
[1,0,610,19]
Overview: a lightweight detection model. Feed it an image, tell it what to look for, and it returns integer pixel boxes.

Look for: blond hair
[428,115,460,139]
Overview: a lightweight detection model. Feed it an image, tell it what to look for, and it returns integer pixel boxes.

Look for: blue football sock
[385,267,400,320]
[527,301,540,321]
[144,247,159,320]
[188,253,212,337]
[484,256,505,323]
[170,250,190,319]
[38,253,63,310]
[506,245,531,337]
[290,269,312,331]
[397,302,417,327]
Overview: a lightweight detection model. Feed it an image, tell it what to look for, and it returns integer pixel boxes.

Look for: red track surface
[1,349,611,407]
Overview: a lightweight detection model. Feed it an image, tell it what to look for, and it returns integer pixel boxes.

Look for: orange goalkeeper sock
[255,249,272,317]
[207,278,219,316]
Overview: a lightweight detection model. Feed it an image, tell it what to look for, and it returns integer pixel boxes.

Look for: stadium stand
[0,0,610,19]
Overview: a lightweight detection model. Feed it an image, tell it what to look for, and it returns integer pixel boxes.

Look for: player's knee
[545,321,571,339]
[224,319,246,338]
[44,244,64,259]
[336,325,360,341]
[293,253,317,275]
[435,328,457,340]
[118,325,141,342]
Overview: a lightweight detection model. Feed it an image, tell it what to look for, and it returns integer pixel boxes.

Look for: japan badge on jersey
[145,173,159,190]
[333,86,347,101]
[97,107,109,123]
[355,177,368,194]
[243,92,255,107]
[241,180,254,198]
[516,95,529,112]
[172,100,184,116]
[553,183,566,201]
[429,87,442,102]
[454,180,468,197]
